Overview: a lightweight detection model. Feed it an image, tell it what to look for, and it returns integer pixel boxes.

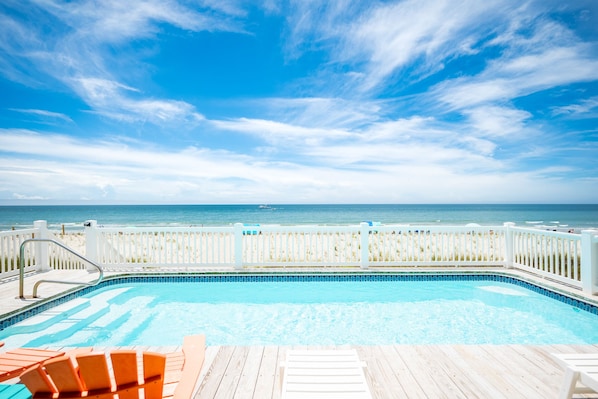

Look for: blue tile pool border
[2,272,597,330]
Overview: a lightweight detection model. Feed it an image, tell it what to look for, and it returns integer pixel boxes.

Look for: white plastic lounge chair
[281,349,372,399]
[552,353,598,398]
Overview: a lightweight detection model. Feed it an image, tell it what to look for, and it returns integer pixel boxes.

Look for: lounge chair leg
[559,367,580,399]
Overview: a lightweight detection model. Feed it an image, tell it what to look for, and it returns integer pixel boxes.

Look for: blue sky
[0,0,597,205]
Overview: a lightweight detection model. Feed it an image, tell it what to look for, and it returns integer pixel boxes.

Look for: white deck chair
[552,353,598,398]
[281,349,372,399]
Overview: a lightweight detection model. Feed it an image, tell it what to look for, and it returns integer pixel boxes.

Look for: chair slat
[43,356,85,394]
[19,364,57,397]
[143,353,167,399]
[76,353,113,392]
[111,351,141,399]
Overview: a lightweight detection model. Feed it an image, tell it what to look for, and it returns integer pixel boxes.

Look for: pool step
[20,295,157,347]
[4,288,132,348]
[57,296,157,346]
[8,298,90,334]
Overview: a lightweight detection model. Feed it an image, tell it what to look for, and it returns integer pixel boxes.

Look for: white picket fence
[84,222,507,269]
[508,226,588,288]
[2,220,598,294]
[0,221,88,278]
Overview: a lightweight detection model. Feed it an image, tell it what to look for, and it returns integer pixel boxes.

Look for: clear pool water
[2,278,598,347]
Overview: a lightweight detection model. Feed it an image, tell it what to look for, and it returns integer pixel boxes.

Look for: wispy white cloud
[282,0,598,115]
[212,114,505,174]
[417,6,598,111]
[435,45,598,110]
[463,106,531,137]
[212,117,353,148]
[74,77,204,124]
[282,0,359,60]
[259,97,383,129]
[9,108,74,123]
[552,96,598,117]
[339,0,504,91]
[0,0,243,125]
[0,10,48,86]
[37,0,247,43]
[1,128,597,203]
[12,193,49,200]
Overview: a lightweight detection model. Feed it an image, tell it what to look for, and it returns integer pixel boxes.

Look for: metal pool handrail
[19,238,104,299]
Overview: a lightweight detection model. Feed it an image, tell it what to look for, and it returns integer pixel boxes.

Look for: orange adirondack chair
[19,335,206,399]
[20,350,166,399]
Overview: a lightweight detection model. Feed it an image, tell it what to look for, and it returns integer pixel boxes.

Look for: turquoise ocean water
[1,204,598,231]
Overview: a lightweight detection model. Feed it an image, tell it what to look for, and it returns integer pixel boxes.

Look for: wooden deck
[195,344,598,399]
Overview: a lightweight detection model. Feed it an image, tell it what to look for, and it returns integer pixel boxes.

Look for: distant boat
[258,204,273,209]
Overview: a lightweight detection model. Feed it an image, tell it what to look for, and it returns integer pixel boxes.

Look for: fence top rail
[92,223,508,234]
[371,225,504,233]
[0,228,37,237]
[95,226,234,233]
[255,224,360,233]
[509,226,582,240]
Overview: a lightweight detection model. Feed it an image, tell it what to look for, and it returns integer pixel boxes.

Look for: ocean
[1,204,598,232]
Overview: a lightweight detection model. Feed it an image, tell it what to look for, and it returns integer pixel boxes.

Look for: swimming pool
[2,274,598,347]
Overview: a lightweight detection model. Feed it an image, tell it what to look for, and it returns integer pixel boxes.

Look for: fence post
[503,222,515,269]
[33,220,50,271]
[360,222,370,269]
[580,230,598,295]
[234,223,243,270]
[84,220,98,272]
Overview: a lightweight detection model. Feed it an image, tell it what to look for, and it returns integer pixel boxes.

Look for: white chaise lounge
[281,349,372,399]
[552,353,598,398]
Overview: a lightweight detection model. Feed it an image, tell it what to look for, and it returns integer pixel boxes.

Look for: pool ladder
[18,238,104,299]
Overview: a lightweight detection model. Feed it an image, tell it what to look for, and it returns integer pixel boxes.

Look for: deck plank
[414,345,483,398]
[479,345,553,398]
[252,346,279,399]
[395,344,457,399]
[218,346,250,398]
[233,346,264,399]
[436,345,508,399]
[356,345,408,399]
[192,345,598,399]
[195,346,235,398]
